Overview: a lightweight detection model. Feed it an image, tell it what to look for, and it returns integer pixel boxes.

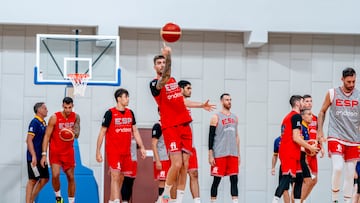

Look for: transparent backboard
[34,34,121,86]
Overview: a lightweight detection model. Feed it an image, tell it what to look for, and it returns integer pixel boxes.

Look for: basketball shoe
[160,195,170,203]
[55,196,63,203]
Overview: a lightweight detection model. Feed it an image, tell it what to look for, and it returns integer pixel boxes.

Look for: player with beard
[318,67,360,203]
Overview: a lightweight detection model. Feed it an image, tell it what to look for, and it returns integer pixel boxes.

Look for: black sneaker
[55,196,63,203]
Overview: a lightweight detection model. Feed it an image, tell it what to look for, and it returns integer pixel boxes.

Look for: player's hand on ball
[161,44,172,57]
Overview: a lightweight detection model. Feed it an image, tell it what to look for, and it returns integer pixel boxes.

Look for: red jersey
[150,77,192,129]
[279,110,302,160]
[49,112,76,154]
[308,114,318,140]
[105,107,133,155]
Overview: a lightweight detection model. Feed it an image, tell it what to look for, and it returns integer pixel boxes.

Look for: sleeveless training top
[279,111,302,160]
[328,87,360,144]
[49,112,76,154]
[213,112,238,158]
[151,77,192,129]
[105,107,133,155]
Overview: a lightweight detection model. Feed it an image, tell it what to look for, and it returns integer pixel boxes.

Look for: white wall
[1,24,360,202]
[1,1,360,46]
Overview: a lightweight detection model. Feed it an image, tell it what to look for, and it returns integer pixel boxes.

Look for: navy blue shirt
[26,116,47,161]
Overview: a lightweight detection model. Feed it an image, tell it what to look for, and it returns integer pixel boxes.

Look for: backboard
[34,34,121,86]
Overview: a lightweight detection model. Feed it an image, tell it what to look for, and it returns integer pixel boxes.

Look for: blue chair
[36,140,99,203]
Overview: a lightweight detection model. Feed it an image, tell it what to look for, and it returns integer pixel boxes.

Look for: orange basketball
[59,128,75,141]
[305,140,318,156]
[160,22,182,43]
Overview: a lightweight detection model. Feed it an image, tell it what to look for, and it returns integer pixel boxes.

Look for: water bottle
[32,165,40,177]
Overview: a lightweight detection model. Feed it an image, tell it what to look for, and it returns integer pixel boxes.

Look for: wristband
[41,152,47,156]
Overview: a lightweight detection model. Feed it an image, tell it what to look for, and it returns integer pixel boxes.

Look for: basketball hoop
[67,73,89,96]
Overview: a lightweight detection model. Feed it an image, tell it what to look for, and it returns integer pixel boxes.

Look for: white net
[68,74,89,96]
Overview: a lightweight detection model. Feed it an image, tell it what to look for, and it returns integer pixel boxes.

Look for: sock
[55,190,61,197]
[113,199,120,203]
[176,190,185,203]
[163,184,172,197]
[294,199,301,203]
[210,199,216,203]
[68,197,75,203]
[108,201,113,203]
[332,189,340,201]
[344,197,351,203]
[193,197,201,203]
[122,202,128,203]
[272,196,279,203]
[232,198,238,203]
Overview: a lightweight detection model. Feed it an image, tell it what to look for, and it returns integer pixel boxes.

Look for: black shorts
[300,152,311,178]
[27,161,49,180]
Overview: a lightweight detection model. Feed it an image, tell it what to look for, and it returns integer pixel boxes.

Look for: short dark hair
[220,93,230,100]
[343,67,356,78]
[303,94,312,99]
[33,102,45,113]
[178,80,191,88]
[63,97,73,105]
[289,95,303,107]
[114,88,129,101]
[153,55,165,65]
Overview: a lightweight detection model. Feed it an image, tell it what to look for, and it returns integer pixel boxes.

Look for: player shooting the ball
[41,97,80,203]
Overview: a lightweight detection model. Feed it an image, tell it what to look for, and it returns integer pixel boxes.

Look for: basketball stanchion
[67,73,89,96]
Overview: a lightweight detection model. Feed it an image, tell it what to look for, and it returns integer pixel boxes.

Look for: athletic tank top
[213,112,238,158]
[328,87,360,144]
[153,77,192,129]
[49,112,76,154]
[279,111,301,160]
[105,107,133,155]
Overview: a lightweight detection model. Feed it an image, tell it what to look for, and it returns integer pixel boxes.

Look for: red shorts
[153,160,171,180]
[306,155,318,174]
[188,147,198,171]
[162,124,192,153]
[280,157,301,177]
[126,160,137,178]
[328,140,360,161]
[49,149,75,171]
[106,151,132,175]
[210,156,239,177]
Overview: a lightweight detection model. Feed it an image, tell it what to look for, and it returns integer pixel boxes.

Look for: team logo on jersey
[159,171,166,178]
[296,121,301,127]
[29,127,33,132]
[170,142,178,151]
[336,144,342,153]
[212,166,219,174]
[335,99,359,107]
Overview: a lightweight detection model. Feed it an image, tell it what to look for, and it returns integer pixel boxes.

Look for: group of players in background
[272,67,360,203]
[26,45,360,203]
[25,44,241,203]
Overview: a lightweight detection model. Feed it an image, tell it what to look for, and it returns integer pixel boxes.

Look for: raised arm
[156,45,172,90]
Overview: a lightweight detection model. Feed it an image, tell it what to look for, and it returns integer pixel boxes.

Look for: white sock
[344,196,351,203]
[193,197,201,203]
[210,199,216,203]
[113,199,120,203]
[55,190,61,197]
[176,190,185,203]
[163,184,172,197]
[122,201,128,203]
[232,198,238,203]
[294,199,301,203]
[272,196,279,203]
[68,197,75,203]
[108,201,113,203]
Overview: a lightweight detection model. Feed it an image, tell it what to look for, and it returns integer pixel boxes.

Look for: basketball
[305,140,318,156]
[59,128,75,141]
[160,22,182,43]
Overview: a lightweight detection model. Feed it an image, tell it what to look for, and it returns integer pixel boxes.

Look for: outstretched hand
[202,100,216,112]
[161,43,172,57]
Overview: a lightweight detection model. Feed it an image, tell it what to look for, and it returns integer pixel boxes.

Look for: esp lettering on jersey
[335,99,359,107]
